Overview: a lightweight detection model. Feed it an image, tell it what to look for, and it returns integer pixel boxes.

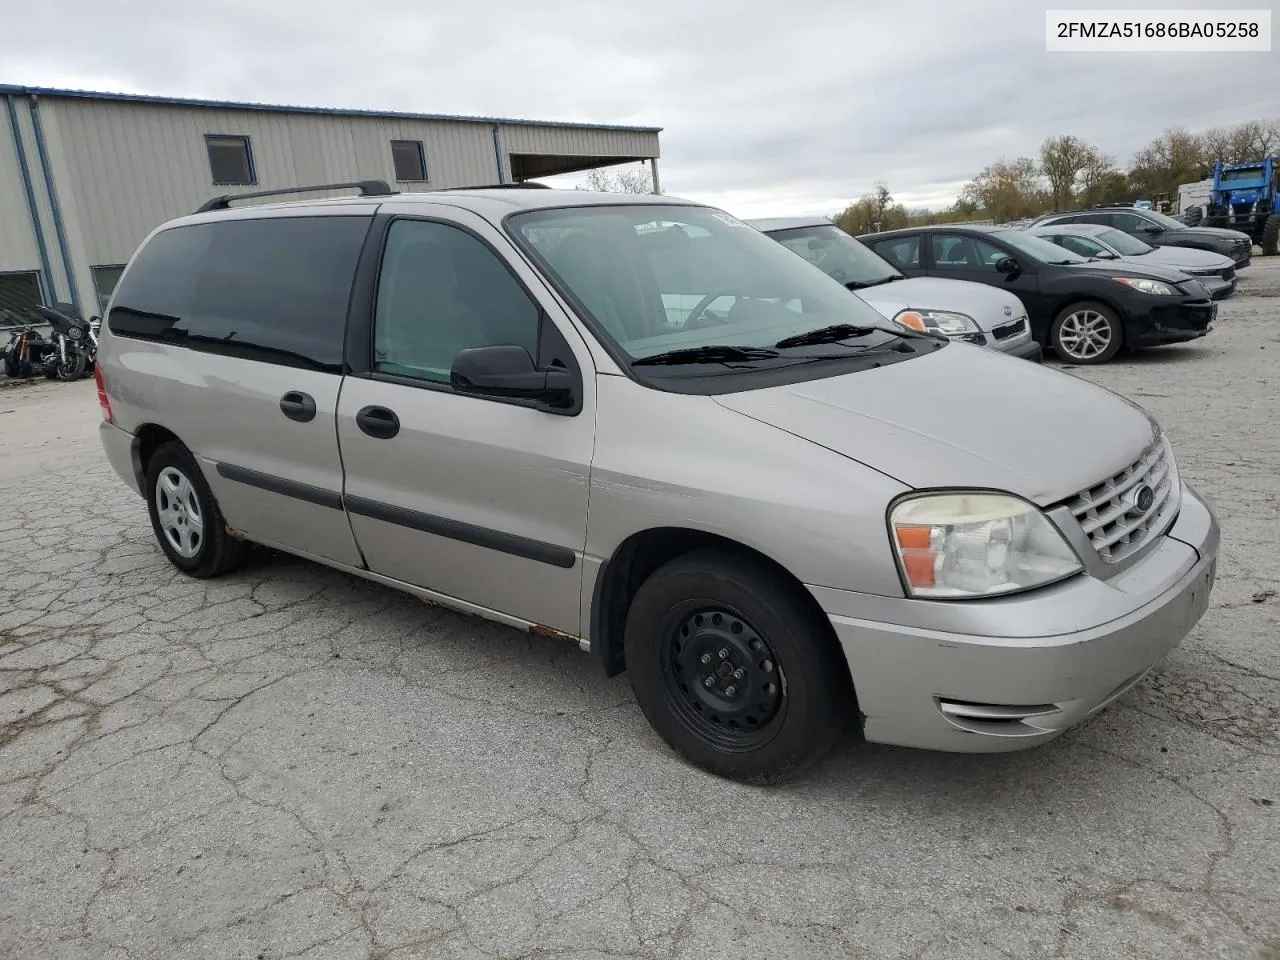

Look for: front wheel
[1262,214,1280,257]
[623,549,854,782]
[53,351,86,381]
[1183,205,1202,227]
[1050,302,1123,365]
[144,441,248,578]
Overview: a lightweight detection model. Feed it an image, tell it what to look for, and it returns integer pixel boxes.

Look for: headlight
[1112,277,1178,296]
[893,309,979,338]
[69,326,83,339]
[889,493,1082,599]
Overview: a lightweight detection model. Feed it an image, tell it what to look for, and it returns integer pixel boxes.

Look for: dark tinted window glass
[1109,212,1153,232]
[871,236,920,269]
[109,216,370,371]
[391,140,427,181]
[206,135,254,185]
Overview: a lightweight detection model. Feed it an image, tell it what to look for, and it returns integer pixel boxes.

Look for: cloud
[3,0,1274,217]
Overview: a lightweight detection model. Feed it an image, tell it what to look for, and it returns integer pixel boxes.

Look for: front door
[336,208,596,635]
[925,233,1047,339]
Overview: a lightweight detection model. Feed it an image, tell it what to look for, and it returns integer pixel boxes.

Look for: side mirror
[1143,225,1163,234]
[994,256,1020,275]
[450,344,574,407]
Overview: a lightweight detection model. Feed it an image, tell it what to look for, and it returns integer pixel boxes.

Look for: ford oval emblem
[1129,484,1156,514]
[1003,305,1012,315]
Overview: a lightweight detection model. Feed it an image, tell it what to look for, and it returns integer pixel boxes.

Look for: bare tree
[1129,128,1207,197]
[959,157,1046,222]
[1040,135,1103,211]
[578,165,653,194]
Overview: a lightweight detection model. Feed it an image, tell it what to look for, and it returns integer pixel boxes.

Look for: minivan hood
[855,276,1025,332]
[713,343,1157,505]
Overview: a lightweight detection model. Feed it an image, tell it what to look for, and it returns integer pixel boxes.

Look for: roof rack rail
[195,180,396,214]
[1088,202,1135,209]
[433,182,553,191]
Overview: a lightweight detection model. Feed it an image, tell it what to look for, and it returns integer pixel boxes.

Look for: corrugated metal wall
[0,92,661,313]
[0,102,43,271]
[44,99,509,265]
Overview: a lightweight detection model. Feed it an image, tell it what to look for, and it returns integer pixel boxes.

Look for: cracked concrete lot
[2,261,1278,960]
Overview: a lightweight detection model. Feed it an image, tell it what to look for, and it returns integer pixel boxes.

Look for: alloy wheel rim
[155,466,204,559]
[661,606,786,749]
[1059,310,1113,360]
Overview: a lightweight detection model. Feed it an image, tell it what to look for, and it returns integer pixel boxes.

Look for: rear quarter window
[108,215,371,372]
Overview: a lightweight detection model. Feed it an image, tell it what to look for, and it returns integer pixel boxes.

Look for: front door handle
[279,391,317,423]
[355,405,400,440]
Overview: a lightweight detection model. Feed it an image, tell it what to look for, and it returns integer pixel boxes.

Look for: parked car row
[91,180,1220,782]
[746,200,1256,366]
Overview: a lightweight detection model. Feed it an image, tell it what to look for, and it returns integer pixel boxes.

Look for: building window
[0,271,43,328]
[206,134,255,185]
[92,265,126,312]
[390,140,427,182]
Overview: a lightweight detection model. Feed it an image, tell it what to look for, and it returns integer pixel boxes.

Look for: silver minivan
[95,183,1220,782]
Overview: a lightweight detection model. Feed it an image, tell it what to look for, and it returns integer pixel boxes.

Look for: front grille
[1065,437,1179,564]
[991,317,1026,341]
[1223,266,1236,281]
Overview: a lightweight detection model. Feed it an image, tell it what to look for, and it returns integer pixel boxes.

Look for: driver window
[1109,212,1150,232]
[931,236,1007,271]
[373,220,541,384]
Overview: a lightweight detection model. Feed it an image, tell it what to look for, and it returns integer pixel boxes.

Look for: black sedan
[1027,206,1253,269]
[856,225,1217,365]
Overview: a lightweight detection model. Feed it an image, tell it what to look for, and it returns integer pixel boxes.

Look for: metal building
[0,85,662,326]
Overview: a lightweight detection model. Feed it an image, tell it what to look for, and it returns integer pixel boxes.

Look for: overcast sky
[3,0,1276,217]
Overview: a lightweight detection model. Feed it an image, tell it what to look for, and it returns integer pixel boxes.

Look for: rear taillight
[94,363,114,424]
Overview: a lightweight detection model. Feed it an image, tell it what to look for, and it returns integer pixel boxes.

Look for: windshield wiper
[774,323,883,349]
[845,275,903,290]
[631,345,781,366]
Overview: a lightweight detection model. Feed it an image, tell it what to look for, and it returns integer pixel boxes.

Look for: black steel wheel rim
[659,604,786,751]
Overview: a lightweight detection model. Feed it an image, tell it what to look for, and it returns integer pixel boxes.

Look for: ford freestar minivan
[95,182,1220,782]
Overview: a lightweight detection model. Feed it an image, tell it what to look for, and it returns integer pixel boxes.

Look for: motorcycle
[2,324,56,379]
[37,303,99,381]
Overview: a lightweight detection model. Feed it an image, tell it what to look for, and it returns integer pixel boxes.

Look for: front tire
[53,352,86,381]
[1050,302,1124,365]
[1262,214,1280,257]
[1183,205,1202,227]
[145,441,248,578]
[623,549,854,782]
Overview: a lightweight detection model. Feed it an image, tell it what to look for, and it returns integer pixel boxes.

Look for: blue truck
[1183,157,1280,255]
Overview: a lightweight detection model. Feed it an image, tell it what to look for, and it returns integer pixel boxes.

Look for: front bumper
[1127,298,1217,348]
[811,482,1219,753]
[1196,276,1236,300]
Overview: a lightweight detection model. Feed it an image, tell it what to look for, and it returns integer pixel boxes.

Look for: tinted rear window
[109,215,371,372]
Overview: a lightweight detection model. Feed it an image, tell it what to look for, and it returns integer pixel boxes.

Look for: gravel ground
[1,262,1278,960]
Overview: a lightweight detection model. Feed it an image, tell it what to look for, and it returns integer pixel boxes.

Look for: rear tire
[1050,301,1124,365]
[1183,205,1202,227]
[144,441,248,578]
[1262,214,1280,257]
[622,549,854,782]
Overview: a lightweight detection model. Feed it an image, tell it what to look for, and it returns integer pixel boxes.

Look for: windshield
[763,224,903,287]
[994,230,1088,264]
[1096,227,1154,255]
[507,205,903,362]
